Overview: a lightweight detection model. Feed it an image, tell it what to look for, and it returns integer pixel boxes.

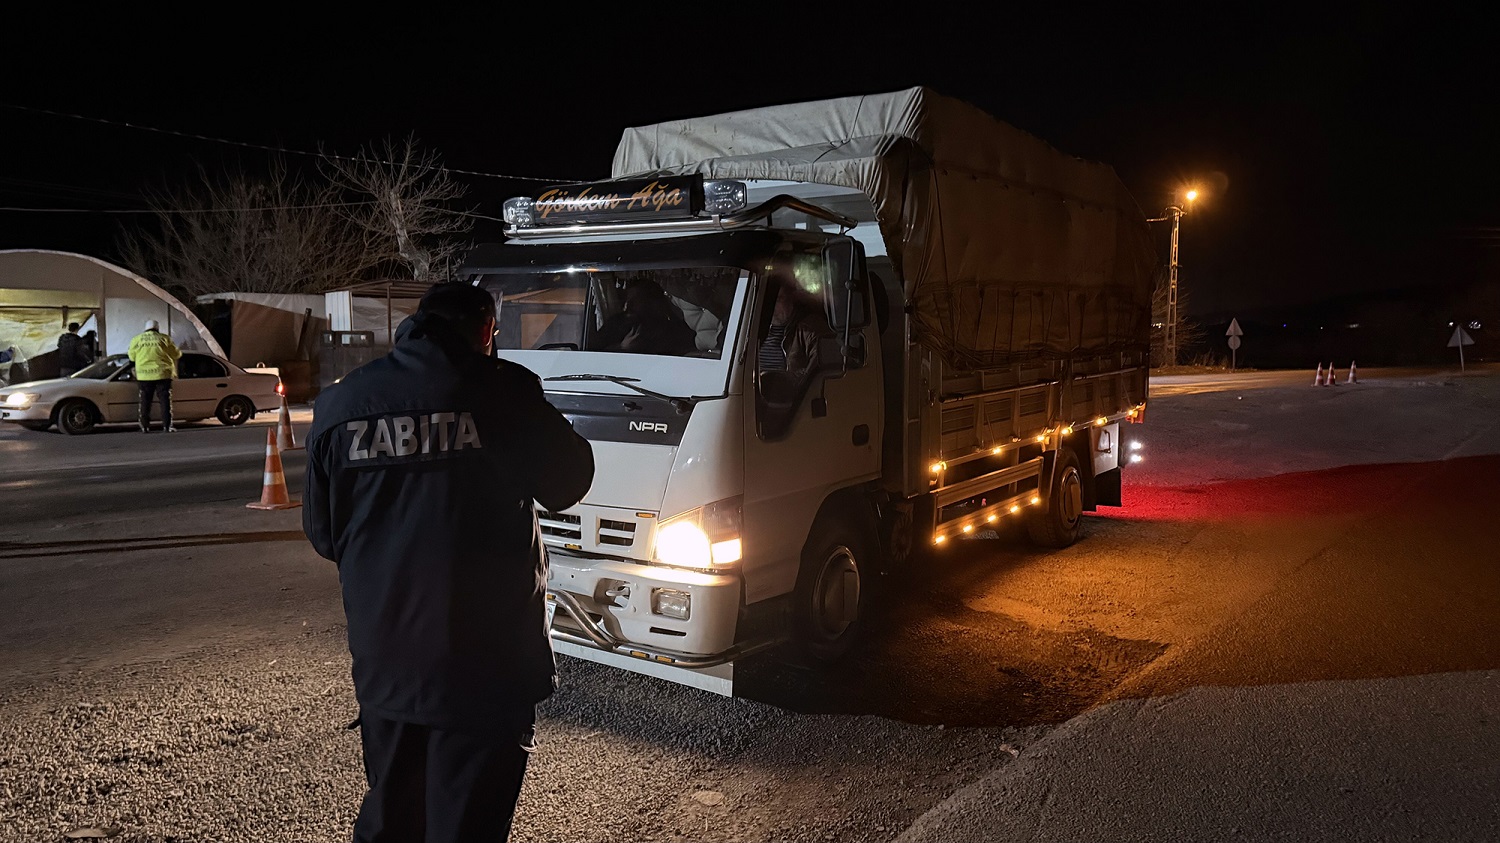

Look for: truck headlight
[652,496,743,570]
[655,520,713,569]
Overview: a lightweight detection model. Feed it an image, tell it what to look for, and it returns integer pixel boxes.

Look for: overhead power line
[2,103,576,184]
[0,201,377,214]
[0,204,510,226]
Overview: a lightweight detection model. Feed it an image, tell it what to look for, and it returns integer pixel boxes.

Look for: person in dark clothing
[591,280,698,355]
[757,284,832,403]
[303,282,595,843]
[56,322,90,377]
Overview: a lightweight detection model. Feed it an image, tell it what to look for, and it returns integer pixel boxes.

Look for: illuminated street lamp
[1149,188,1200,366]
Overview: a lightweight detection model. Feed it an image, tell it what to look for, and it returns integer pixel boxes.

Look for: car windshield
[70,356,130,380]
[477,266,745,360]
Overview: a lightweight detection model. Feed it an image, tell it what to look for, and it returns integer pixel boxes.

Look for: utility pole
[1166,204,1182,366]
[1149,188,1197,367]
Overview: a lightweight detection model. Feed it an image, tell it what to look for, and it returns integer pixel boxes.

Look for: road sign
[1449,326,1475,371]
[1226,318,1243,370]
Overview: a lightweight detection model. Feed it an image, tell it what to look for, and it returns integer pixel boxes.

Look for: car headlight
[4,392,38,408]
[652,496,743,570]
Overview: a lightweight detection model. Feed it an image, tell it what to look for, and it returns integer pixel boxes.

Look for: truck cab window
[480,267,741,360]
[754,274,836,440]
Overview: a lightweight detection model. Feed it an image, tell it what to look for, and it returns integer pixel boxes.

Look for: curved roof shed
[0,250,224,379]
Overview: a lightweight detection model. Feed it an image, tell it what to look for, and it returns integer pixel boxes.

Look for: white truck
[459,87,1157,694]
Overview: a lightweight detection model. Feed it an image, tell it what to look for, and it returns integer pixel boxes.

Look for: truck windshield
[480,267,744,360]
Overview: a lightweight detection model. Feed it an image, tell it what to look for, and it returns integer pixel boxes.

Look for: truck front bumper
[546,552,766,667]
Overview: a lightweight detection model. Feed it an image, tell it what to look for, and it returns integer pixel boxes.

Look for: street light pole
[1150,188,1197,367]
[1166,203,1182,367]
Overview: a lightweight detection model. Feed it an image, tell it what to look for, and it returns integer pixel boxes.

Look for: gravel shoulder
[0,628,1042,842]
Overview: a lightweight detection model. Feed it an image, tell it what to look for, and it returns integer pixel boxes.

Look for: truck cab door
[739,240,883,605]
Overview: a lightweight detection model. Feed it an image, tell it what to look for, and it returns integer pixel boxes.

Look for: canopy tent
[0,250,224,384]
[611,86,1156,369]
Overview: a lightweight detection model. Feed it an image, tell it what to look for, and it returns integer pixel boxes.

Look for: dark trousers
[354,708,536,843]
[137,379,173,430]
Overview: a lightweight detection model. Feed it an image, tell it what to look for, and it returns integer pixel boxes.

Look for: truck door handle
[852,424,869,446]
[216,383,228,388]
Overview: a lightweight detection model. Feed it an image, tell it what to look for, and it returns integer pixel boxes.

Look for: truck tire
[793,516,871,662]
[1027,449,1084,548]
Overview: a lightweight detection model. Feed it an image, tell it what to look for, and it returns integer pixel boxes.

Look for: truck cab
[460,176,889,694]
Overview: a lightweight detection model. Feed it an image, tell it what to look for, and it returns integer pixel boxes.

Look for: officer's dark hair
[67,322,80,332]
[412,283,497,351]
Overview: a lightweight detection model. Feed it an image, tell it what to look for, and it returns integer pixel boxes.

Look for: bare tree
[116,158,380,298]
[319,136,473,285]
[1150,268,1207,367]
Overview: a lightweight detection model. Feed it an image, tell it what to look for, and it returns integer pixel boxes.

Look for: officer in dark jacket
[303,282,594,843]
[57,322,90,376]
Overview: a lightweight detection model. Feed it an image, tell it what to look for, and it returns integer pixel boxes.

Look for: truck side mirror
[821,238,868,332]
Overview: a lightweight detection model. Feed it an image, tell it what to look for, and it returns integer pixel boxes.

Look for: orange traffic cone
[248,428,301,510]
[1313,363,1324,386]
[1347,361,1358,384]
[275,394,301,451]
[1325,362,1338,386]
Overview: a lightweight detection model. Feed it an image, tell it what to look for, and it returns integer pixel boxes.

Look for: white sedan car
[0,352,282,435]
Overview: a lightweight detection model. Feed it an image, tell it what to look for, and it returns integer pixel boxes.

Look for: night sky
[3,8,1496,327]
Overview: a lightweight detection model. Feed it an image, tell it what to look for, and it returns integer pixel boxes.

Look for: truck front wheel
[793,518,870,662]
[1027,449,1084,548]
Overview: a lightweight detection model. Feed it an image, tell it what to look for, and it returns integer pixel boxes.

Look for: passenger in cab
[591,280,698,356]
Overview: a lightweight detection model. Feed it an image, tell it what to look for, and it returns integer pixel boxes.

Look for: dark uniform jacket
[57,332,89,373]
[304,315,594,729]
[778,309,830,378]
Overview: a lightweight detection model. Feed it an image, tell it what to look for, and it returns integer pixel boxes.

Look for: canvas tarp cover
[612,87,1156,369]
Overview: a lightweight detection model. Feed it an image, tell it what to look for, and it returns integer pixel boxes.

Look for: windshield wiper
[543,374,701,413]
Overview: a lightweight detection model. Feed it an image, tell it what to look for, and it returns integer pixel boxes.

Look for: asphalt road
[0,408,312,522]
[1,366,1497,841]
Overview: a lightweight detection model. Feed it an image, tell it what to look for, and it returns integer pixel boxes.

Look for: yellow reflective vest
[127,330,181,381]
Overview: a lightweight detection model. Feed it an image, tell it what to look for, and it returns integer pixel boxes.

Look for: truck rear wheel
[793,517,870,662]
[1027,449,1084,548]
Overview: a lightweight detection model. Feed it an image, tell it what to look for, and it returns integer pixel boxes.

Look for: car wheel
[56,399,98,436]
[1026,448,1084,548]
[793,514,871,663]
[216,395,255,426]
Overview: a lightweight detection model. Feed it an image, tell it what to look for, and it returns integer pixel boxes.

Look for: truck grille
[598,518,637,547]
[540,512,582,540]
[539,509,645,553]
